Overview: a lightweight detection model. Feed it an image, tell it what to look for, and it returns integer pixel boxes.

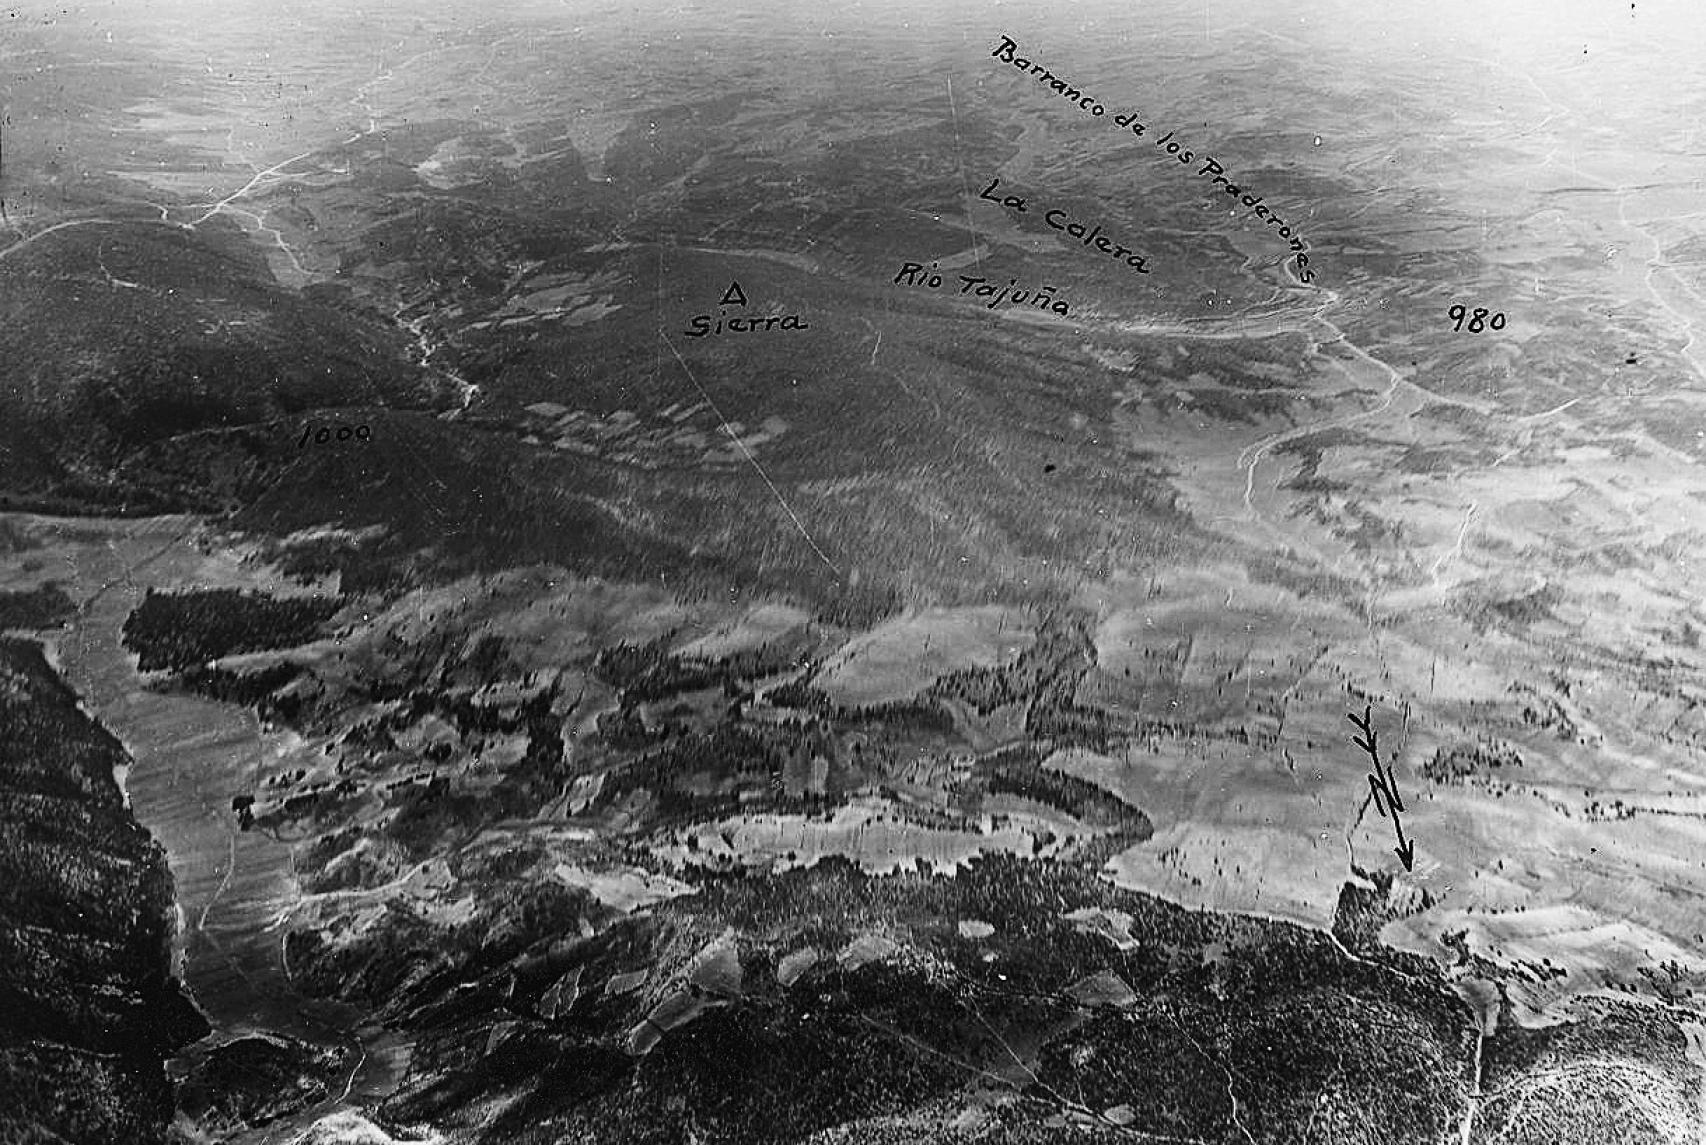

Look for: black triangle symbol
[719,281,748,307]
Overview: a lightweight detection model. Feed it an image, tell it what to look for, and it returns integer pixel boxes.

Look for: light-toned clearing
[1065,908,1142,953]
[295,1110,448,1145]
[1050,736,1353,929]
[815,605,1035,707]
[1389,901,1706,1019]
[604,969,648,997]
[776,948,820,987]
[549,862,696,913]
[651,796,1080,876]
[1104,819,1342,931]
[675,602,813,660]
[839,933,901,971]
[1069,970,1139,1009]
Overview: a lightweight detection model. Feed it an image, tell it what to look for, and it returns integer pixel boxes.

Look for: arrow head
[1394,841,1415,872]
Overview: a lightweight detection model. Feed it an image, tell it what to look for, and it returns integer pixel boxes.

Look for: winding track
[0,216,173,265]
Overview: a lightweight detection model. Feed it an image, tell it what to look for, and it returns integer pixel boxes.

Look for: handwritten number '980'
[298,423,372,448]
[1448,304,1506,333]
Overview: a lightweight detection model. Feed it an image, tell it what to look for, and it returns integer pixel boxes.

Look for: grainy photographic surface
[3,1,1705,1141]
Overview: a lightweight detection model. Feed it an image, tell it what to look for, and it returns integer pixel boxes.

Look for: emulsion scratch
[1429,502,1478,586]
[660,331,840,577]
[1516,396,1580,423]
[944,77,983,271]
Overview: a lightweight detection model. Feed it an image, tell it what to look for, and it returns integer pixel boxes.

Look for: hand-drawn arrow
[1349,705,1416,871]
[1391,811,1415,872]
[1348,704,1403,813]
[1366,771,1415,870]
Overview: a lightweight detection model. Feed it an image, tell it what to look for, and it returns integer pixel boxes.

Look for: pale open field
[815,605,1035,707]
[648,794,1094,876]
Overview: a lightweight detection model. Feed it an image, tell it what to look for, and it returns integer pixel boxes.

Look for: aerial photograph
[2,0,1704,1140]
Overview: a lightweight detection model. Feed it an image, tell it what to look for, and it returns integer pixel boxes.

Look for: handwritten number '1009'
[298,423,372,448]
[1448,304,1506,333]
